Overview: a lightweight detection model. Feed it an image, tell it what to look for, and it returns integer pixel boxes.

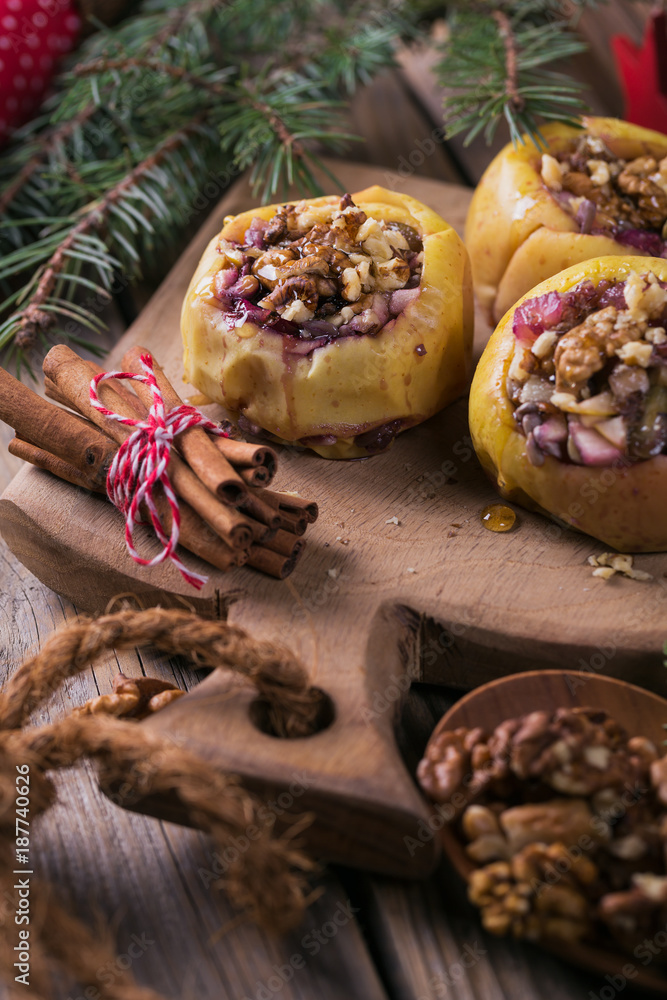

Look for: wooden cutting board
[2,162,667,877]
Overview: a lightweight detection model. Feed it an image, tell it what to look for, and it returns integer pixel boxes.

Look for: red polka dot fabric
[0,0,80,145]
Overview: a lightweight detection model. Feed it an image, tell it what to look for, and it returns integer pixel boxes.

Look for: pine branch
[71,56,230,98]
[436,1,603,147]
[0,0,627,374]
[0,0,411,369]
[3,119,209,354]
[0,106,102,220]
[492,9,524,113]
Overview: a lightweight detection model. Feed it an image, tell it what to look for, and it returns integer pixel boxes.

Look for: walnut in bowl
[181,186,473,458]
[418,702,667,966]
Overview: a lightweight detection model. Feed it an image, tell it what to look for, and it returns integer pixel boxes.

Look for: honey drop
[481,503,516,532]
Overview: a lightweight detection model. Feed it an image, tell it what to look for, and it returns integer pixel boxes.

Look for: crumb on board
[588,552,652,582]
[386,516,400,525]
[406,567,417,573]
[327,568,340,580]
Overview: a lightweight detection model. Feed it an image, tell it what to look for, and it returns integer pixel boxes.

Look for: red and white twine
[89,353,227,589]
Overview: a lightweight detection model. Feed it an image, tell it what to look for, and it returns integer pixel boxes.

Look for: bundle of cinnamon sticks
[0,344,318,580]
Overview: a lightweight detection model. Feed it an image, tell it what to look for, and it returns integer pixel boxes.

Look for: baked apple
[470,256,667,552]
[465,116,667,325]
[181,186,473,458]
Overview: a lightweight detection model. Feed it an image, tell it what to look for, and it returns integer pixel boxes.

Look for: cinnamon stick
[246,544,303,579]
[214,438,277,475]
[263,528,306,559]
[254,487,318,523]
[85,358,147,419]
[237,490,282,530]
[10,434,241,574]
[239,466,272,488]
[8,438,107,493]
[43,345,253,551]
[122,345,246,505]
[153,496,246,573]
[0,366,116,489]
[276,510,308,536]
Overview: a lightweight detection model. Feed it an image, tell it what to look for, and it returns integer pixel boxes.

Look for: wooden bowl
[432,670,667,993]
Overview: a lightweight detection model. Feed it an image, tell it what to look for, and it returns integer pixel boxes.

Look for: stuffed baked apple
[181,186,473,458]
[470,256,667,552]
[465,117,667,325]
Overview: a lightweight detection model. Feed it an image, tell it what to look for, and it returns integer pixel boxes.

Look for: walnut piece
[468,843,596,943]
[73,673,184,720]
[598,874,667,958]
[500,798,606,853]
[418,707,651,808]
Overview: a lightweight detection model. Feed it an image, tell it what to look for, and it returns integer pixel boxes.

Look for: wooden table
[0,9,659,998]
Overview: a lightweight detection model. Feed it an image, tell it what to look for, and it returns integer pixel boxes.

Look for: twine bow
[89,353,226,589]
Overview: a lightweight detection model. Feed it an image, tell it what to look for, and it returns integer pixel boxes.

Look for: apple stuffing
[509,270,667,469]
[181,185,472,459]
[540,137,667,256]
[464,117,667,325]
[470,256,667,552]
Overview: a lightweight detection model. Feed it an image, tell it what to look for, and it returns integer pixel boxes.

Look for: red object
[90,355,232,590]
[613,12,667,134]
[0,0,81,145]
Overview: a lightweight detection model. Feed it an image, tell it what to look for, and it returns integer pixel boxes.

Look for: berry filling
[212,194,423,347]
[540,135,667,254]
[507,273,667,466]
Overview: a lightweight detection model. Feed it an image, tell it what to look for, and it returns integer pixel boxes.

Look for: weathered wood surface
[3,161,666,678]
[0,32,661,998]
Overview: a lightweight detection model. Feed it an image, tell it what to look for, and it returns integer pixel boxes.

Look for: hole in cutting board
[249,686,336,739]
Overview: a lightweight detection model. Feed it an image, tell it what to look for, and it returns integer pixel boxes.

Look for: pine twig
[14,119,207,349]
[0,106,98,216]
[72,57,229,98]
[492,9,525,113]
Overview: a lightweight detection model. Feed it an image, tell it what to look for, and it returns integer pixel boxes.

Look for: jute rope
[0,608,324,1000]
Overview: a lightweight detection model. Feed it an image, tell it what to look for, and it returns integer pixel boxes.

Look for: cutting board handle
[142,587,440,878]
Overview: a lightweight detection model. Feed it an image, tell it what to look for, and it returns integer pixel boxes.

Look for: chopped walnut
[500,798,606,853]
[416,725,494,810]
[617,168,667,230]
[72,673,184,720]
[419,708,653,806]
[468,843,596,943]
[598,874,667,958]
[422,691,667,961]
[217,194,423,334]
[554,306,641,395]
[587,552,652,582]
[551,141,667,234]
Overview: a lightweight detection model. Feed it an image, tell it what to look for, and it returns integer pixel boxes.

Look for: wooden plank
[2,161,667,892]
[1,545,390,1000]
[338,68,467,186]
